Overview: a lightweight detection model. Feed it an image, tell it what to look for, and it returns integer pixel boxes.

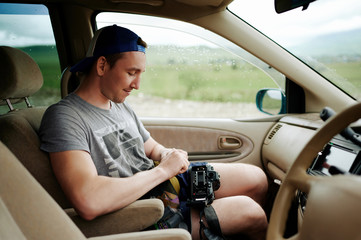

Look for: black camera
[187,164,220,207]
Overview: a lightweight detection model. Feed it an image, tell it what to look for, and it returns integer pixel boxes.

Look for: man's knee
[247,198,268,225]
[234,196,268,237]
[249,164,268,186]
[247,165,268,202]
[210,196,267,234]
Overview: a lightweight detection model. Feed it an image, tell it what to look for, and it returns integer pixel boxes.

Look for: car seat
[0,141,191,240]
[0,46,166,237]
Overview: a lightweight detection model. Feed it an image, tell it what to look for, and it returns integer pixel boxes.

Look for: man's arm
[50,145,188,220]
[144,136,188,163]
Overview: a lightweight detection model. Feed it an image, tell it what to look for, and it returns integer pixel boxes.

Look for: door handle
[218,136,242,150]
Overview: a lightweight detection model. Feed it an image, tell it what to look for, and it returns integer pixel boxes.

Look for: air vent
[264,124,283,145]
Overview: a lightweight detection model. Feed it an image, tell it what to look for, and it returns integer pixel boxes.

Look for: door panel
[142,118,276,168]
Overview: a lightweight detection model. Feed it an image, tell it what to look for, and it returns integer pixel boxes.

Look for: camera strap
[153,206,188,231]
[199,205,225,240]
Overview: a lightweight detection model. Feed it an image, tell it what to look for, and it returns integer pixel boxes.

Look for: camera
[187,164,220,207]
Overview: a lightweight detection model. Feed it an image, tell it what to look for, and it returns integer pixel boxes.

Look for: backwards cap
[70,25,146,73]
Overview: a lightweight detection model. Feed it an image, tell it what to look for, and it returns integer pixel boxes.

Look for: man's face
[100,51,146,103]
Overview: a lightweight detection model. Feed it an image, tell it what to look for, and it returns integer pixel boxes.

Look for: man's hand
[160,147,187,159]
[145,138,189,179]
[158,148,189,178]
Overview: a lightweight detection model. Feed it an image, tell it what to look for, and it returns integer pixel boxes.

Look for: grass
[324,61,361,99]
[16,45,361,106]
[140,45,279,103]
[326,61,361,85]
[140,63,276,103]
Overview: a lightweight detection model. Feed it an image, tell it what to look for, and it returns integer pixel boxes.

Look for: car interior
[0,0,361,240]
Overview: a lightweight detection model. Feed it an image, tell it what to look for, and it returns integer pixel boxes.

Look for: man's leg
[191,196,268,240]
[212,163,268,205]
[190,163,268,239]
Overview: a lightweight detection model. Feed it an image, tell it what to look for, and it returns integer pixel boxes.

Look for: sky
[228,0,361,46]
[0,0,361,48]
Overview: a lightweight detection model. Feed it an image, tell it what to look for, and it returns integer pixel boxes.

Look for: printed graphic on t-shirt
[94,123,153,177]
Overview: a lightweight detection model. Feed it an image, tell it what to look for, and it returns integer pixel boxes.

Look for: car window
[96,13,284,118]
[228,0,361,100]
[0,3,61,114]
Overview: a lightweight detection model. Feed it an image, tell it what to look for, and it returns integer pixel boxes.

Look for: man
[39,25,268,240]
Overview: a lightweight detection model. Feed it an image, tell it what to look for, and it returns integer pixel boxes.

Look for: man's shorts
[177,162,209,231]
[142,162,209,232]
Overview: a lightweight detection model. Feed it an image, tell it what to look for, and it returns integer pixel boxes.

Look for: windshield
[228,0,361,100]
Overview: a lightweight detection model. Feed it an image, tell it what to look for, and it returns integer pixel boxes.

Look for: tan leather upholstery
[0,141,191,240]
[60,66,81,98]
[66,200,165,237]
[0,198,26,240]
[0,107,71,207]
[0,46,43,106]
[0,46,166,237]
[0,141,86,240]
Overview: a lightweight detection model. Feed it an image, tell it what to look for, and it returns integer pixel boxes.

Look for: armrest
[65,199,164,238]
[88,229,192,240]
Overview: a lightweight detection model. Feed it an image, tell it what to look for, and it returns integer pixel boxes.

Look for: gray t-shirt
[39,93,154,177]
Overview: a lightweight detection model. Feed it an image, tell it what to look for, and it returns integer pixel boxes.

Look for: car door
[144,118,277,168]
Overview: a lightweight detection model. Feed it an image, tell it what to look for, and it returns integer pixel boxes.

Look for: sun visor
[175,0,225,7]
[108,0,164,7]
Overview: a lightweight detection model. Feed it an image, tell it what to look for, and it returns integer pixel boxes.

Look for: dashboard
[262,112,361,236]
[309,136,361,176]
[298,134,361,218]
[262,113,361,181]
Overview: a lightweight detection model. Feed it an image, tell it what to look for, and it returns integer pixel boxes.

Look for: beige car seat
[0,141,191,240]
[0,46,173,237]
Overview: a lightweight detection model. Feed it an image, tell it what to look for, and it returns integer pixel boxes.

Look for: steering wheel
[267,102,361,240]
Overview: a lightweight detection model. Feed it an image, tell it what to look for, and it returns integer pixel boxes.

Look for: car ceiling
[4,0,234,22]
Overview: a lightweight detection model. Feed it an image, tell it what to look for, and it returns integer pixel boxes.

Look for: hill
[290,28,361,58]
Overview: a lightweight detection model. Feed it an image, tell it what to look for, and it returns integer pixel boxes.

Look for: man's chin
[115,97,126,104]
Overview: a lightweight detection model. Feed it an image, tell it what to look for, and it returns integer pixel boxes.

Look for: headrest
[0,46,43,106]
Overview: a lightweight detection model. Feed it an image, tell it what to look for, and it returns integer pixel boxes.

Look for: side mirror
[256,89,286,115]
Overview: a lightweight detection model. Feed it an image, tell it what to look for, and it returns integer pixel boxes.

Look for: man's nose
[130,77,140,90]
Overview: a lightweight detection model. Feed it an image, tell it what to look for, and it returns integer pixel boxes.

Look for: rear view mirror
[275,0,316,13]
[256,89,286,115]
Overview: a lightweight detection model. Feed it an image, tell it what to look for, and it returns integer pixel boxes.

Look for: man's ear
[96,56,107,76]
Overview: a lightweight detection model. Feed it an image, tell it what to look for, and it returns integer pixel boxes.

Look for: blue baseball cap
[70,25,146,73]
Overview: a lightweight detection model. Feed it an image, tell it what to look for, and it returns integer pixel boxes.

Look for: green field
[140,63,274,102]
[18,45,361,108]
[142,45,277,103]
[326,61,361,98]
